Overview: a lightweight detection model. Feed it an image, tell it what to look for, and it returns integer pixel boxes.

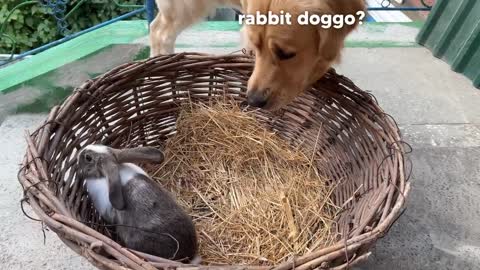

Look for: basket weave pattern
[18,53,409,270]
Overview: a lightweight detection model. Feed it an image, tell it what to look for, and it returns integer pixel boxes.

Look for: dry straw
[148,99,339,265]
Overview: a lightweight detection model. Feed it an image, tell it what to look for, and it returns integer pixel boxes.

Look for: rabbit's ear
[115,147,164,164]
[101,159,126,210]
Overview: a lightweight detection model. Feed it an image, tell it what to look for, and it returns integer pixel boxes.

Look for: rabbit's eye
[85,154,93,163]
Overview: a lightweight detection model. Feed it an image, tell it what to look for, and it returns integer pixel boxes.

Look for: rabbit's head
[77,145,164,210]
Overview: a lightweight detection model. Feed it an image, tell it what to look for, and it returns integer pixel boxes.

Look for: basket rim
[18,52,411,270]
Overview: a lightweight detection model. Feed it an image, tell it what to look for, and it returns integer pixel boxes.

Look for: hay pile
[150,100,339,265]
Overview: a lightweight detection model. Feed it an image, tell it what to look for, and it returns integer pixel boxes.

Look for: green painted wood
[0,21,148,94]
[417,0,480,89]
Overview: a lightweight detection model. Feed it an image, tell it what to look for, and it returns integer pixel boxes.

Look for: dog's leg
[240,26,255,56]
[149,11,177,56]
[150,0,227,57]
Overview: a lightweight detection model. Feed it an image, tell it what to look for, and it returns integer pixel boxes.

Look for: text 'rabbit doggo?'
[77,145,199,263]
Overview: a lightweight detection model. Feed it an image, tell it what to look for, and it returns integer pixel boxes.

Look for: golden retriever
[150,0,365,110]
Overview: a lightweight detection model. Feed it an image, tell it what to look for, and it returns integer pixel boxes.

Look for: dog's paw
[242,48,255,57]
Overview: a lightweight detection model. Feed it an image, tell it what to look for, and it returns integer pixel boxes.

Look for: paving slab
[0,115,94,269]
[335,49,480,270]
[354,146,480,270]
[336,48,480,125]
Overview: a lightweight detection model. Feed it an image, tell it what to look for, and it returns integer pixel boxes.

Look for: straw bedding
[147,99,340,265]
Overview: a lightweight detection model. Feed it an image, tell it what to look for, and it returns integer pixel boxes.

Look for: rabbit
[77,144,198,262]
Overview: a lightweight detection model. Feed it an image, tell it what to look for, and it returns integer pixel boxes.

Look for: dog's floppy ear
[317,28,348,63]
[115,147,165,164]
[308,0,366,62]
[240,0,248,11]
[100,158,126,210]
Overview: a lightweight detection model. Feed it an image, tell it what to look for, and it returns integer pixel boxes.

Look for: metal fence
[0,0,433,67]
[208,0,434,21]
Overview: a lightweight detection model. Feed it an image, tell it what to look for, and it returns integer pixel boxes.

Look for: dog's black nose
[247,91,268,108]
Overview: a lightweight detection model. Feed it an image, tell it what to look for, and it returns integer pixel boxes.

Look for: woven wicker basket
[18,53,410,270]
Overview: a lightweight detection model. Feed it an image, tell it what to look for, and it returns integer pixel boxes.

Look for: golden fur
[150,0,365,110]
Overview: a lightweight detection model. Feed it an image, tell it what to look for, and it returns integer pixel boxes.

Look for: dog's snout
[247,90,268,108]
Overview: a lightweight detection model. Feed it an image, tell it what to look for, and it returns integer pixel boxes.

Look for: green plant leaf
[0,0,145,54]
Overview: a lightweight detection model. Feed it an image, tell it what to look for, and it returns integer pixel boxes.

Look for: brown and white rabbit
[77,144,198,262]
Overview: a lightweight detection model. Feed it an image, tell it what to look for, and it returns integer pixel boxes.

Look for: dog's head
[241,0,365,110]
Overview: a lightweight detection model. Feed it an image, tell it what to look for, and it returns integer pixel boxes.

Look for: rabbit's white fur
[119,163,148,181]
[84,144,109,154]
[85,163,148,216]
[86,177,111,216]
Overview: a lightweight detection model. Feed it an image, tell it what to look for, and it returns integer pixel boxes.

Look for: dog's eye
[275,47,296,61]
